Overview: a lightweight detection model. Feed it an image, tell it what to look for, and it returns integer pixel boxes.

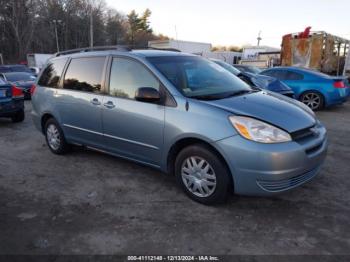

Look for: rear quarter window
[285,71,304,80]
[63,56,106,93]
[38,58,68,88]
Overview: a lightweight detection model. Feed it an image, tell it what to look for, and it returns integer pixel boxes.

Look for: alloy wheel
[301,93,321,110]
[46,124,61,151]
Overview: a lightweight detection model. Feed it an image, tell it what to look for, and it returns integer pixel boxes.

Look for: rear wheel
[300,91,324,111]
[175,144,231,205]
[44,118,70,154]
[11,110,25,123]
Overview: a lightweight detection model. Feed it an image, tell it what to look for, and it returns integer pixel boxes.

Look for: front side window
[109,57,160,99]
[213,60,240,76]
[63,56,106,93]
[38,58,68,88]
[148,56,251,100]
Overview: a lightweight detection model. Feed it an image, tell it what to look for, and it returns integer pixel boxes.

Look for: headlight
[229,116,291,143]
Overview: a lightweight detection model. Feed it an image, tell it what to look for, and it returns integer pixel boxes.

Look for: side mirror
[135,87,161,103]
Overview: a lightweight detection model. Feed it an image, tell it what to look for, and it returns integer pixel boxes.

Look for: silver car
[31,47,327,204]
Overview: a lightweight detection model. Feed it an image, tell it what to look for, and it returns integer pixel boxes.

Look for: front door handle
[103,101,115,109]
[90,98,101,106]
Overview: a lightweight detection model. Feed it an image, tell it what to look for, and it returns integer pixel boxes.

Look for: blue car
[0,77,25,122]
[211,59,294,98]
[260,67,350,110]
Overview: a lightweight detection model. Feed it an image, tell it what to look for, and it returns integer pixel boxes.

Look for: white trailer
[242,46,280,60]
[27,54,52,70]
[201,51,242,65]
[148,40,212,54]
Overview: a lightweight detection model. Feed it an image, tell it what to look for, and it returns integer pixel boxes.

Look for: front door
[102,57,165,166]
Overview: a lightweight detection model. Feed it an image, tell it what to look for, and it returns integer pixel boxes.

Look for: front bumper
[215,123,327,196]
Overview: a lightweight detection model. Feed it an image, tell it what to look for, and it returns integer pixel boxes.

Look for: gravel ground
[0,101,349,255]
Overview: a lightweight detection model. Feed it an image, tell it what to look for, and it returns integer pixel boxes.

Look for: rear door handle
[90,98,101,106]
[103,101,115,109]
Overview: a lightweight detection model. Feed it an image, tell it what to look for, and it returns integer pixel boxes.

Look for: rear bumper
[31,109,42,133]
[0,99,24,117]
[326,88,350,106]
[214,123,327,196]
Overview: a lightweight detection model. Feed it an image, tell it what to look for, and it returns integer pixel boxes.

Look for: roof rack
[53,45,182,57]
[144,47,181,52]
[54,45,131,57]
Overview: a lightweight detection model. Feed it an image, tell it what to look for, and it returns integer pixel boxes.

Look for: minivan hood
[203,91,316,133]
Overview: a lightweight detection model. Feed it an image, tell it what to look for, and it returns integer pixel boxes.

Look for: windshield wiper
[189,90,253,101]
[189,94,223,100]
[220,90,253,99]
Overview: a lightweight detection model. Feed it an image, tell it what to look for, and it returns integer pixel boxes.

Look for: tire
[11,110,25,123]
[44,118,70,155]
[299,91,324,111]
[174,144,231,205]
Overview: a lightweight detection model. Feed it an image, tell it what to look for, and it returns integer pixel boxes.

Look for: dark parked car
[0,72,36,99]
[0,78,25,122]
[211,59,294,98]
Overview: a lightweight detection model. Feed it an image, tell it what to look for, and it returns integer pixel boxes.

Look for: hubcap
[46,124,61,150]
[181,156,217,198]
[301,93,321,110]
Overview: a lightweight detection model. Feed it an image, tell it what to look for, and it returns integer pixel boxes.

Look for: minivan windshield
[148,56,252,100]
[212,60,241,76]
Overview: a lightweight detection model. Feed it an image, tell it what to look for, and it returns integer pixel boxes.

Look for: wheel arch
[166,137,234,189]
[299,89,326,107]
[40,113,56,134]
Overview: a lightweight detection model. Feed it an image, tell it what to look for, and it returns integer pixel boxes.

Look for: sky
[106,0,350,48]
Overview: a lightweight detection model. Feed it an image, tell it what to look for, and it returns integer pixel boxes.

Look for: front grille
[305,142,323,155]
[291,126,316,141]
[257,168,319,192]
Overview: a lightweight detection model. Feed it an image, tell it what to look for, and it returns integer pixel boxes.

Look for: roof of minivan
[53,49,195,59]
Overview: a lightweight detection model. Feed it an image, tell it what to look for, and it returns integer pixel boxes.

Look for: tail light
[30,84,36,95]
[333,81,345,88]
[11,85,24,98]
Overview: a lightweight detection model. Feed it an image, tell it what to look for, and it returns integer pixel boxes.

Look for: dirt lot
[0,101,350,255]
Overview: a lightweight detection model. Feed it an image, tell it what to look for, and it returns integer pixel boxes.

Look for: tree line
[0,0,169,63]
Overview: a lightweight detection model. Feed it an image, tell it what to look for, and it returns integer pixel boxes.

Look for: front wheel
[175,144,231,205]
[300,91,324,111]
[44,118,70,154]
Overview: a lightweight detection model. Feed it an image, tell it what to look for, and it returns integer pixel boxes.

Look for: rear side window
[63,56,106,93]
[285,71,304,80]
[261,70,287,80]
[38,58,68,88]
[109,57,159,99]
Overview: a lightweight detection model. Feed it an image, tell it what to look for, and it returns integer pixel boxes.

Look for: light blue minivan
[31,47,328,204]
